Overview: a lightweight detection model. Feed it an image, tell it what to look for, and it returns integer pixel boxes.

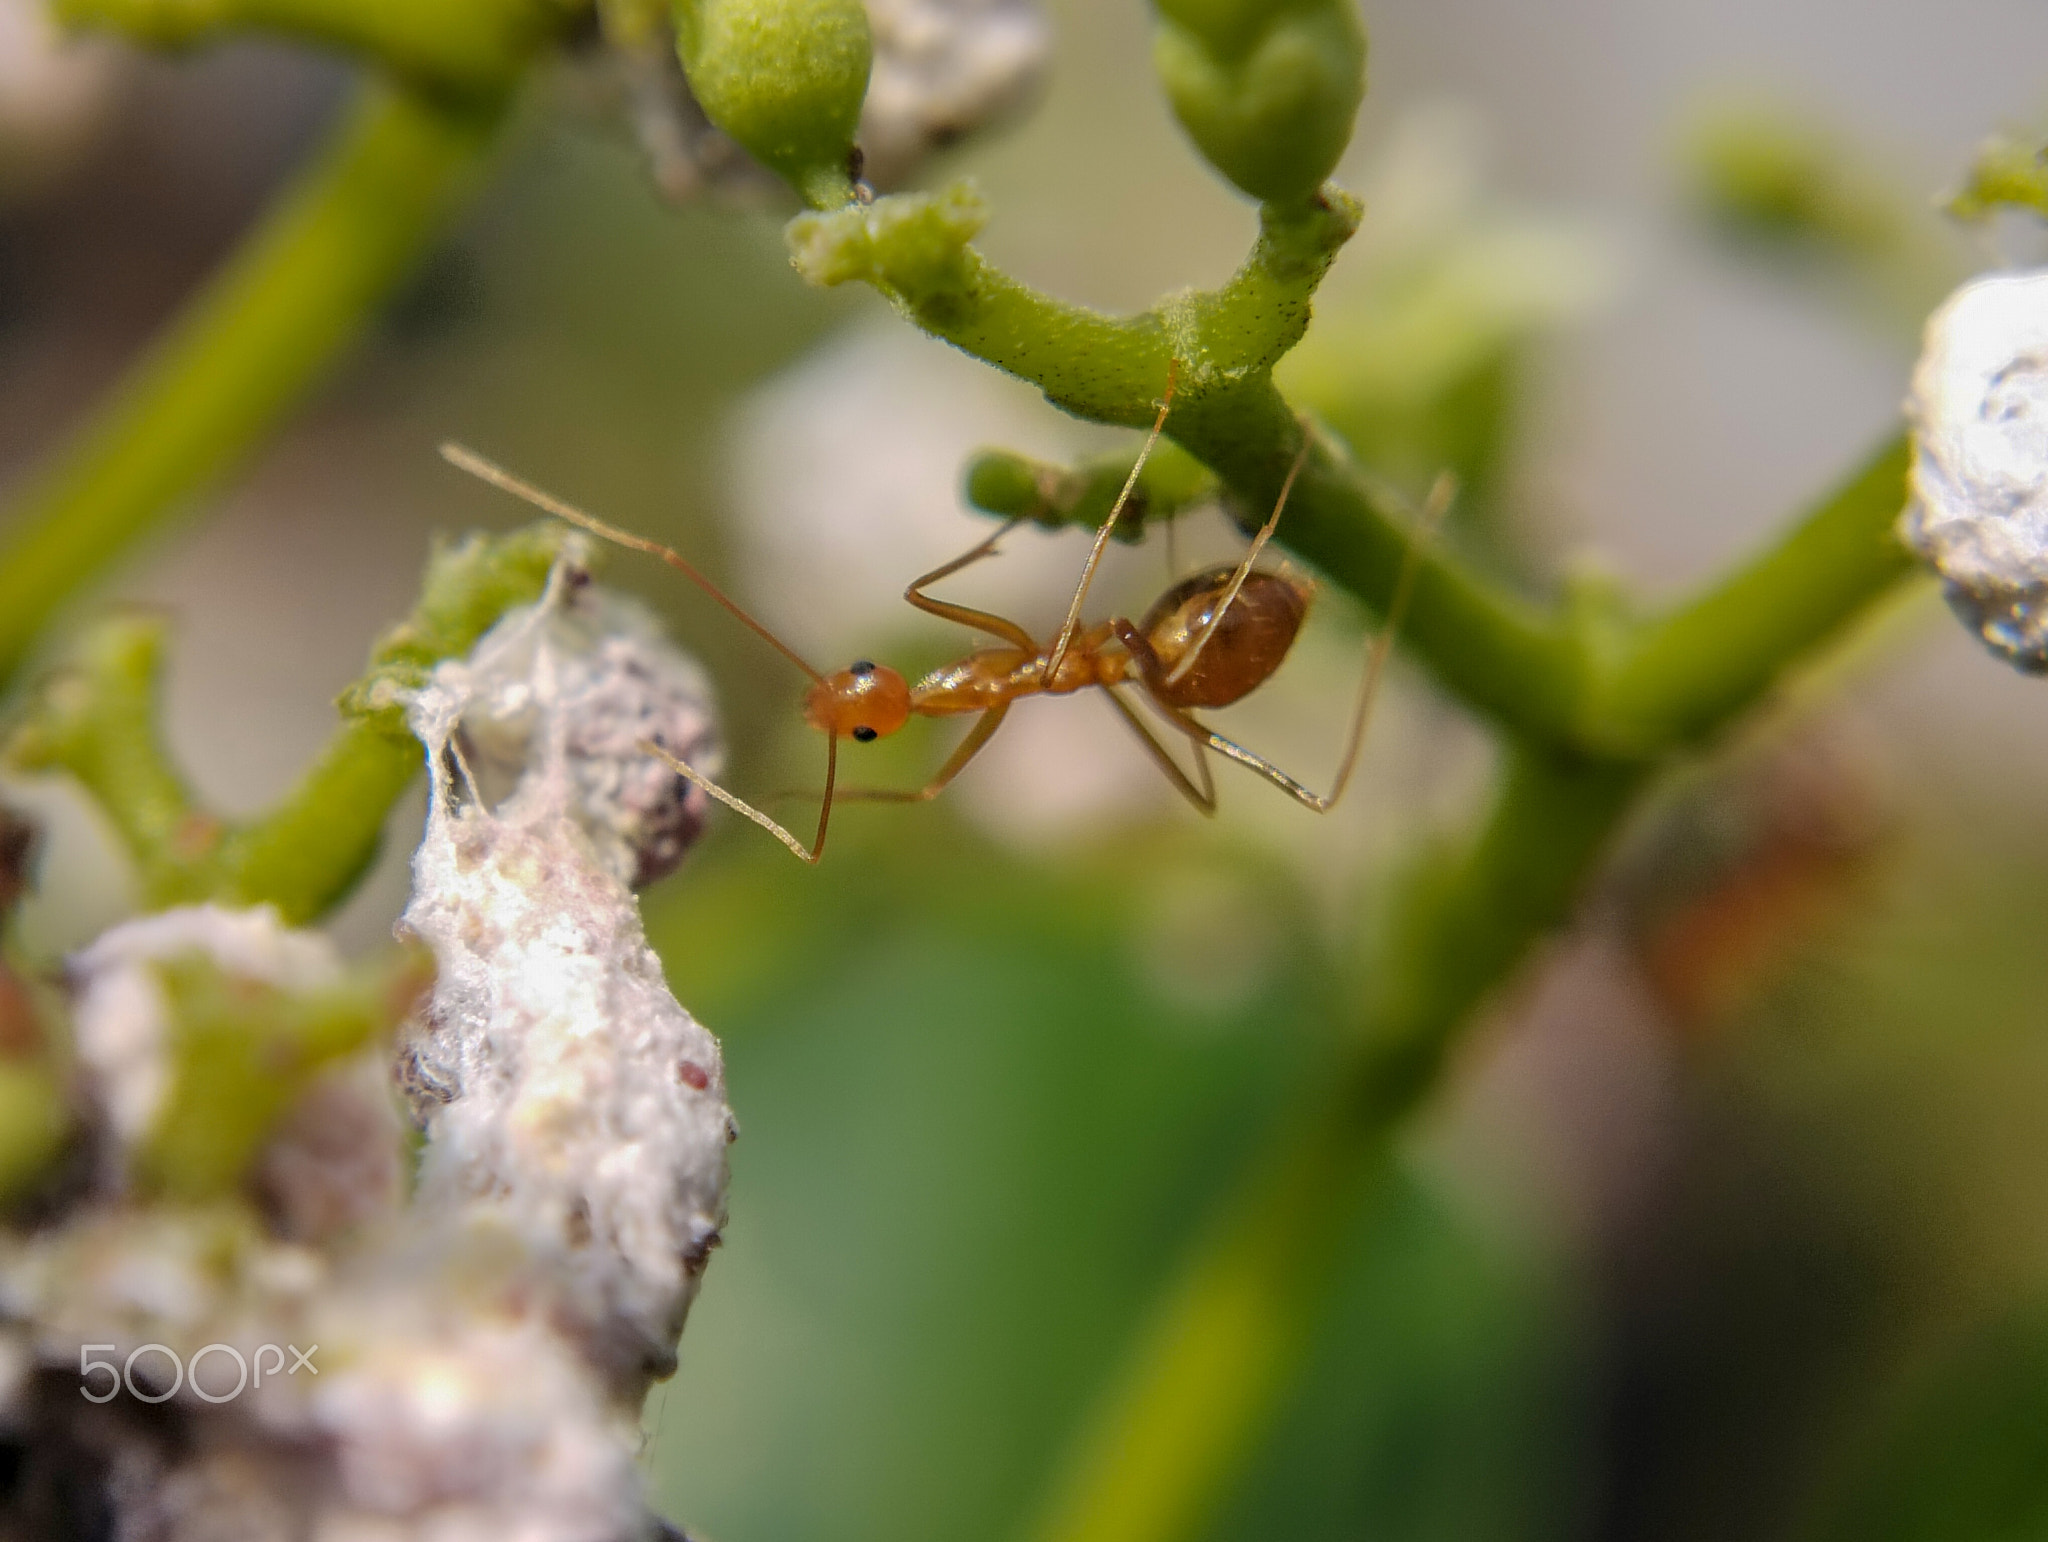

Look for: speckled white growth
[860,0,1050,186]
[0,1210,655,1541]
[0,562,726,1539]
[69,905,343,1155]
[400,560,733,1379]
[1903,268,2048,669]
[292,1282,648,1542]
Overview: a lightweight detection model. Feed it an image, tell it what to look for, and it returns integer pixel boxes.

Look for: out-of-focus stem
[1591,435,1914,755]
[1026,748,1643,1542]
[0,76,507,693]
[53,0,569,97]
[3,524,569,925]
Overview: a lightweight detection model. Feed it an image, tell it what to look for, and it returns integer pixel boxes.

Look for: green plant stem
[1027,747,1643,1542]
[1592,435,1914,753]
[208,721,425,921]
[0,75,508,695]
[1176,376,1583,741]
[54,0,569,98]
[1025,425,1921,1535]
[219,519,571,922]
[1016,407,1915,1542]
[793,188,1923,758]
[790,185,1590,743]
[4,524,569,925]
[1024,428,1919,1536]
[140,945,431,1196]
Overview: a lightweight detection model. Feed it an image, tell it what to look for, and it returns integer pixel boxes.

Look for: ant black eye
[851,660,876,677]
[851,726,879,743]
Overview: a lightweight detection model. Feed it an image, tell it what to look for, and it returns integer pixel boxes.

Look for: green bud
[673,0,873,208]
[1947,132,2048,224]
[1152,0,1366,206]
[965,442,1218,541]
[965,450,1048,520]
[1682,103,1901,257]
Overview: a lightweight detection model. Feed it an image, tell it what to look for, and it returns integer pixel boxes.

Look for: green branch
[0,76,508,694]
[228,519,571,922]
[790,182,1362,423]
[795,184,1921,760]
[139,944,431,1197]
[1,613,212,897]
[1027,746,1643,1542]
[1015,428,1918,1542]
[789,183,1591,741]
[4,523,569,924]
[1014,425,1918,1542]
[1591,435,1915,754]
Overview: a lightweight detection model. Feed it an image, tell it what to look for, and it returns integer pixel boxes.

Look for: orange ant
[439,377,1448,864]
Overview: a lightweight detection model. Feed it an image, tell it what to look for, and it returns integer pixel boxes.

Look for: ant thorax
[911,623,1127,716]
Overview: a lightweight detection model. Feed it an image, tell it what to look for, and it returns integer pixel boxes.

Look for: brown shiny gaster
[1133,566,1313,710]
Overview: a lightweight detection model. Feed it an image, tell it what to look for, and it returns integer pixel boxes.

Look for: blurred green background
[9,2,2048,1539]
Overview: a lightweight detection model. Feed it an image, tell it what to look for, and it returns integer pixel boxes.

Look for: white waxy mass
[1903,268,2048,670]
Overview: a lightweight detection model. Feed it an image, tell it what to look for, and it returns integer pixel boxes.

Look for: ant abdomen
[1138,565,1314,710]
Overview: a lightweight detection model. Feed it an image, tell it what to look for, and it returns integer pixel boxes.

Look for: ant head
[803,660,912,743]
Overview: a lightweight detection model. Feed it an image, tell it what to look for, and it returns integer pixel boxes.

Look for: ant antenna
[645,734,838,865]
[442,443,844,861]
[1165,420,1315,689]
[1044,359,1178,680]
[439,443,827,687]
[1321,471,1458,808]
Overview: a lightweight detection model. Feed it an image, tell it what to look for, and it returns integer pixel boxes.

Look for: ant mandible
[440,368,1449,864]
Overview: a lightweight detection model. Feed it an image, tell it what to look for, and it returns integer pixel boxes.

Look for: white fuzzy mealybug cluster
[398,554,733,1383]
[0,553,728,1539]
[1903,269,2048,670]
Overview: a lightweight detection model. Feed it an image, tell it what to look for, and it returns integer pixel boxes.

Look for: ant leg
[902,519,1038,651]
[1099,687,1217,814]
[1146,472,1455,813]
[1163,423,1315,688]
[643,734,839,864]
[835,703,1010,803]
[1045,361,1179,680]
